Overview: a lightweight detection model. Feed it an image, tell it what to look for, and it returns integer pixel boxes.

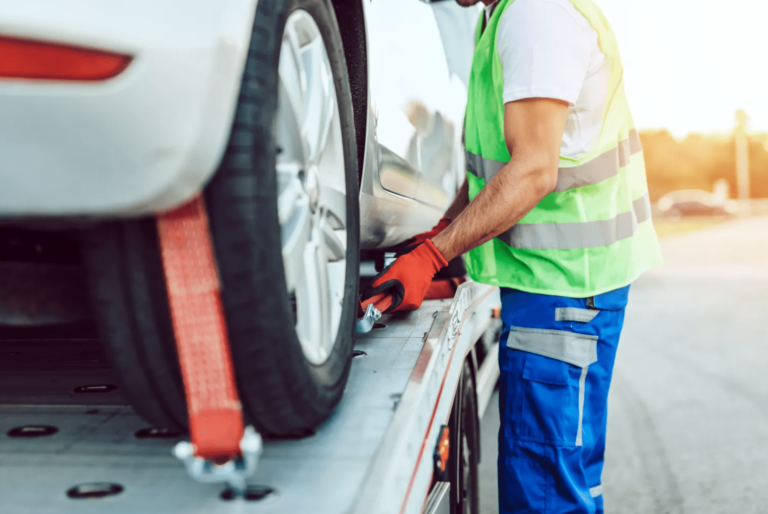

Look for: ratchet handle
[362,293,394,314]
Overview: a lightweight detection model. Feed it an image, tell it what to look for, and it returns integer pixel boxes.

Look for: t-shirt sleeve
[497,0,595,105]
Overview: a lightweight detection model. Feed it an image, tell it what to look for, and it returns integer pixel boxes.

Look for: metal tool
[355,302,383,334]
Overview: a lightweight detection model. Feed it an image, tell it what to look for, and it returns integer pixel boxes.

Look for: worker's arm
[390,177,469,254]
[444,178,470,221]
[431,98,568,261]
[362,98,568,313]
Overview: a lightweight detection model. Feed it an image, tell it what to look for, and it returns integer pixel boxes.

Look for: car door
[365,0,475,209]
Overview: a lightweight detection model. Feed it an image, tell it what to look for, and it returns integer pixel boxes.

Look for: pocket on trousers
[507,327,597,447]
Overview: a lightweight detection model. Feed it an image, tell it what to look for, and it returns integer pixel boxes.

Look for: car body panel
[359,0,476,248]
[0,0,478,251]
[0,0,257,216]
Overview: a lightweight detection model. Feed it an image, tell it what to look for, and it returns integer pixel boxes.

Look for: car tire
[82,0,360,436]
[449,360,480,514]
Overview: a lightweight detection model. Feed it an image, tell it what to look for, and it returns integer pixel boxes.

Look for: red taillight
[0,35,131,81]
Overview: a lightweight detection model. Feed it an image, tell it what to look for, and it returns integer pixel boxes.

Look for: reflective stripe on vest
[499,194,652,250]
[467,130,642,192]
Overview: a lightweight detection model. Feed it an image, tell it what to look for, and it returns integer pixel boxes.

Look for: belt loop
[586,296,597,310]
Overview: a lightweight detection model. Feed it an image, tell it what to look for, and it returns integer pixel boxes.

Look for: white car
[0,0,476,435]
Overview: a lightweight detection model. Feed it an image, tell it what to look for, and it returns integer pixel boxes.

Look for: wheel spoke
[280,168,311,293]
[317,183,346,262]
[278,36,306,138]
[318,183,347,228]
[277,84,306,164]
[321,222,346,263]
[281,215,310,293]
[295,234,331,363]
[301,37,336,165]
[276,161,305,225]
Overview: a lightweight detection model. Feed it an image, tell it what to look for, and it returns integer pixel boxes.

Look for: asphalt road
[478,215,768,514]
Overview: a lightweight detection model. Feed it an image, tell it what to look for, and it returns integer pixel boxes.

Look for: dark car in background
[657,189,738,218]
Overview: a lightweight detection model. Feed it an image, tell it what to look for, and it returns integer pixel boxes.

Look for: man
[362,0,663,512]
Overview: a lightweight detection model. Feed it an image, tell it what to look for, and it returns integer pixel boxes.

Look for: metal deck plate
[0,303,445,513]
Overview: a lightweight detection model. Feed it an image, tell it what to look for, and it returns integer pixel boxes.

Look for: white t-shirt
[493,0,610,159]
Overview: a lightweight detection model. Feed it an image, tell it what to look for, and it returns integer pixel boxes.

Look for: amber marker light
[433,425,450,478]
[0,35,132,81]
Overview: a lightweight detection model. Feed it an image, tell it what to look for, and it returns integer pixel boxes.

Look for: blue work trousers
[498,286,630,514]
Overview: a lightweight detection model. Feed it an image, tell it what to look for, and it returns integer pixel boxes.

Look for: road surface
[478,215,768,513]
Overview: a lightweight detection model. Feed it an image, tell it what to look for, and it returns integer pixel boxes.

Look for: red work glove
[392,218,452,255]
[362,239,448,313]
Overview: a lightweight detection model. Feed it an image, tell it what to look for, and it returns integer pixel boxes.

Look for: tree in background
[641,129,768,201]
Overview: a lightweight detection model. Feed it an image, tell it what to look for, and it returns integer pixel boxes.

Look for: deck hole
[352,350,367,358]
[67,483,124,499]
[7,425,58,438]
[74,384,117,393]
[220,485,275,501]
[373,323,386,330]
[135,427,183,439]
[268,428,316,441]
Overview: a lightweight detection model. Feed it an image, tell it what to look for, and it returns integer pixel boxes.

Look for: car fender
[0,0,258,216]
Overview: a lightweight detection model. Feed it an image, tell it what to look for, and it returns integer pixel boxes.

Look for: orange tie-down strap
[156,195,244,461]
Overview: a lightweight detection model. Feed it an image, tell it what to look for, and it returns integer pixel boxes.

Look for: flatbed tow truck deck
[0,281,501,514]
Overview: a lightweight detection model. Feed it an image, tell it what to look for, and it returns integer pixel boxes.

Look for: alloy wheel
[276,10,348,366]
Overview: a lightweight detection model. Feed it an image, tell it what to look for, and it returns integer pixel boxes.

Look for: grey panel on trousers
[576,366,588,446]
[506,326,598,368]
[555,307,599,323]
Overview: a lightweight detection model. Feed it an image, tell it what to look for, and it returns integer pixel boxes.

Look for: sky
[597,0,768,136]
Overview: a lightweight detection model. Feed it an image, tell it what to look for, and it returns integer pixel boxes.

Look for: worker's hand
[391,218,452,255]
[363,240,448,313]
